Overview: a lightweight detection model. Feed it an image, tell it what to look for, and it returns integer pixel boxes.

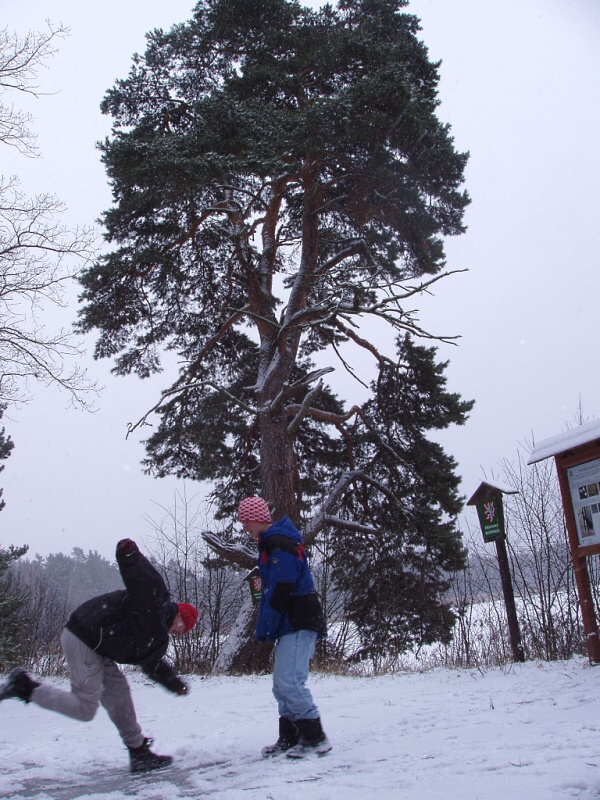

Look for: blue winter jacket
[255,516,326,643]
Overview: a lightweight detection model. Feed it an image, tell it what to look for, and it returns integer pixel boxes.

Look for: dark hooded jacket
[65,541,185,694]
[256,516,327,643]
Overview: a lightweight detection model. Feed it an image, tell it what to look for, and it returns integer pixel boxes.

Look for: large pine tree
[78,0,472,669]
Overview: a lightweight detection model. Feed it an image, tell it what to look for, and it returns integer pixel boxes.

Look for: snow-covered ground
[1,657,599,799]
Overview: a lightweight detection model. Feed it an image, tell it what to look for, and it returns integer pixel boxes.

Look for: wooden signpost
[467,480,525,663]
[528,419,600,663]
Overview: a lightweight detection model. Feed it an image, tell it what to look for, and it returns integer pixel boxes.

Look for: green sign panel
[246,568,262,605]
[476,495,505,543]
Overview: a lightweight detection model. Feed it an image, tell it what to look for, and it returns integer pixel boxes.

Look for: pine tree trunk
[259,409,300,523]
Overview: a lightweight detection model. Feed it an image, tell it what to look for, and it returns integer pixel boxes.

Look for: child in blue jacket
[238,496,331,758]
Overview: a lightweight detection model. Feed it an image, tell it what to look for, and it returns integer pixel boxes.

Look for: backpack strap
[263,534,304,560]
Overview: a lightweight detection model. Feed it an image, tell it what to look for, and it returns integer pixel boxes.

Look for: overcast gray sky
[2,0,600,560]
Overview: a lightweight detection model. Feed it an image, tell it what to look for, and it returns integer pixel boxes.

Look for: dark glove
[143,660,189,696]
[167,675,189,695]
[116,538,137,556]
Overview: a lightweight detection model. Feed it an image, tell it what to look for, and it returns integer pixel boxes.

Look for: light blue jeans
[272,629,319,721]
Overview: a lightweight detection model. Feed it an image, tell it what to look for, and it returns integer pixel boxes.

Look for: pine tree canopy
[0,543,30,669]
[77,0,473,658]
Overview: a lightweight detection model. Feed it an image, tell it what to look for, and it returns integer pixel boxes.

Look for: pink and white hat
[238,496,272,524]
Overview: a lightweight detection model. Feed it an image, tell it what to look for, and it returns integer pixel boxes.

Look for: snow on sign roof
[527,418,600,465]
[466,480,519,506]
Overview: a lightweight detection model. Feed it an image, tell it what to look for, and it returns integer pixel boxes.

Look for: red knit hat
[238,496,272,524]
[177,603,198,633]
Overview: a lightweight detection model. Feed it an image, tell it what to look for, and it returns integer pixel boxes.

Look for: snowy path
[1,658,599,799]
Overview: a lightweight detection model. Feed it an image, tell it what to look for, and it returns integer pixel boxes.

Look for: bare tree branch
[287,379,324,437]
[126,379,257,438]
[0,23,98,407]
[0,177,96,406]
[201,529,256,571]
[0,22,69,156]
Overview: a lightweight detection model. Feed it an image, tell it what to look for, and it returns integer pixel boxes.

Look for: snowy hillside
[1,658,598,799]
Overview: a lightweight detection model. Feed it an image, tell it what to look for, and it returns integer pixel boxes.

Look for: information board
[566,456,600,547]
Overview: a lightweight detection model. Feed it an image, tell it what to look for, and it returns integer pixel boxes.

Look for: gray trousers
[31,628,144,748]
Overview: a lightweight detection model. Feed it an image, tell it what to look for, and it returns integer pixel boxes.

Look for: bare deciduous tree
[12,559,70,676]
[429,449,588,671]
[501,452,583,661]
[144,490,245,674]
[0,22,97,406]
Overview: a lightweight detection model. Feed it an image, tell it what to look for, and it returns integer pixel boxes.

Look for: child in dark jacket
[238,496,331,759]
[0,539,198,773]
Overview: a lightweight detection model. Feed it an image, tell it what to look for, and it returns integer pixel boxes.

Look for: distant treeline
[0,547,124,674]
[14,547,124,611]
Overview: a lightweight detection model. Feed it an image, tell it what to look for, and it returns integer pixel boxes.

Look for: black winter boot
[261,717,300,758]
[286,717,331,759]
[127,738,173,774]
[0,668,40,703]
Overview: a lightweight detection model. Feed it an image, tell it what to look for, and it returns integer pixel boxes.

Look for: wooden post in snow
[467,481,525,663]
